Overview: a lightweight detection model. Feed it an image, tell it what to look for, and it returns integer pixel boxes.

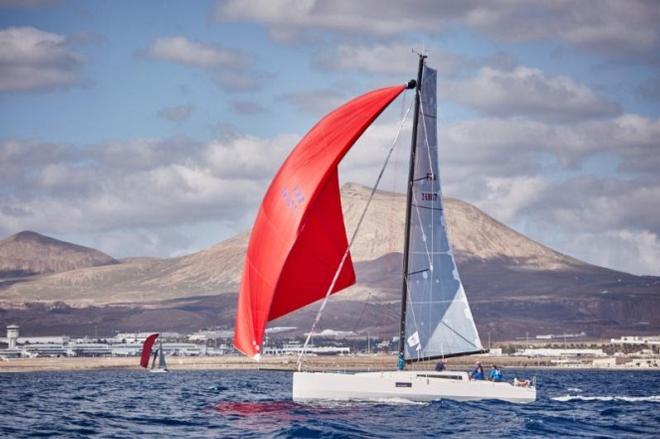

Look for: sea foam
[552,395,660,403]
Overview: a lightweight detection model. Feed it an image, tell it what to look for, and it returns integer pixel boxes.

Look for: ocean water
[1,369,659,438]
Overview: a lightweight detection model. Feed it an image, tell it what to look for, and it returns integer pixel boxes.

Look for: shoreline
[1,354,659,373]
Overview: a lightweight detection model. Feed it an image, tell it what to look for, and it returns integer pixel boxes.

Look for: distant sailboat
[234,55,536,403]
[140,333,168,373]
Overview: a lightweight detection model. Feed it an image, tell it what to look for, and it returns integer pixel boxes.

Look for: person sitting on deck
[469,362,484,380]
[514,378,531,387]
[489,364,503,382]
[435,359,446,371]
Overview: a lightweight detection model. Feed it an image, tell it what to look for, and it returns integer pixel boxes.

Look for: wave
[369,397,428,405]
[552,395,660,403]
[320,397,427,406]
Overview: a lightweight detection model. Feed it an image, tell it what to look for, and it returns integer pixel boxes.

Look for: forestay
[404,65,483,361]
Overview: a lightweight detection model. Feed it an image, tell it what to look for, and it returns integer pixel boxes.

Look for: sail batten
[403,65,483,361]
[234,85,406,359]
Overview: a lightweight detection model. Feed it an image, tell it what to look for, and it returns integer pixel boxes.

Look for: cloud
[144,35,269,92]
[312,42,475,77]
[478,176,549,224]
[0,140,77,186]
[439,113,660,175]
[2,105,659,272]
[0,26,84,91]
[145,36,250,69]
[533,177,660,236]
[157,104,194,122]
[442,67,621,123]
[205,133,298,180]
[229,100,268,115]
[215,0,660,61]
[214,0,465,37]
[464,1,660,61]
[0,134,298,253]
[562,229,660,276]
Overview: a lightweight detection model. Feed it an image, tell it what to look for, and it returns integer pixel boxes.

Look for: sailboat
[234,55,536,404]
[140,333,168,373]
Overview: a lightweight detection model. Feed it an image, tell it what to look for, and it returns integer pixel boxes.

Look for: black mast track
[397,53,426,370]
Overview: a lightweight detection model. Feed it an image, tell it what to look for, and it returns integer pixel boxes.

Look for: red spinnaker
[234,85,406,358]
[140,333,159,368]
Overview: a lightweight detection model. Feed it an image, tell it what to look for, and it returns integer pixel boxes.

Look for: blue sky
[1,0,659,275]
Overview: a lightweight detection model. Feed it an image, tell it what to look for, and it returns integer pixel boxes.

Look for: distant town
[1,324,658,370]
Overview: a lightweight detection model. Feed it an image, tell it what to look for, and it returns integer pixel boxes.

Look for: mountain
[0,231,118,279]
[0,184,658,339]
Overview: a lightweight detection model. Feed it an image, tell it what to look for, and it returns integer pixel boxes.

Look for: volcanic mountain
[0,184,658,339]
[0,231,118,279]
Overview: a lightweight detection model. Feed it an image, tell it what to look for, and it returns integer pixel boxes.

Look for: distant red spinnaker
[233,85,406,358]
[140,333,159,368]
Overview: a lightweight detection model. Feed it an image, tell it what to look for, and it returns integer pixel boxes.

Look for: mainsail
[156,340,167,370]
[403,65,483,361]
[234,85,407,358]
[140,333,159,368]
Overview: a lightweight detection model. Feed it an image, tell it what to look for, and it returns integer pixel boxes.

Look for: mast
[397,53,426,370]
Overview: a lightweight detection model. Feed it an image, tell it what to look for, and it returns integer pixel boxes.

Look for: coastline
[1,354,658,373]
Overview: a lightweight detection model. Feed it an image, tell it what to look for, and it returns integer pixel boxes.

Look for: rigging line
[439,320,479,349]
[350,289,375,334]
[296,98,414,371]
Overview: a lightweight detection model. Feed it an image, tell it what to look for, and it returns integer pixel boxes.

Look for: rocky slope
[0,231,118,279]
[0,184,587,304]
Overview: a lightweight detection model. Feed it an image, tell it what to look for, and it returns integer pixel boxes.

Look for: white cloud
[479,176,549,224]
[439,113,660,175]
[144,36,268,92]
[465,1,660,60]
[0,26,83,91]
[442,67,621,122]
[312,43,475,77]
[206,133,298,180]
[146,36,250,69]
[215,0,660,60]
[563,229,660,276]
[0,135,299,244]
[215,0,463,37]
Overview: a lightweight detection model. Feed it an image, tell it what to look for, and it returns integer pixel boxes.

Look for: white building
[610,335,660,346]
[516,348,605,357]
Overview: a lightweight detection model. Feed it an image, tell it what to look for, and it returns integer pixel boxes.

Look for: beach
[2,354,656,373]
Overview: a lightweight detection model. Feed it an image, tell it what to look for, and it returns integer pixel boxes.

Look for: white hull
[149,368,168,373]
[293,370,536,404]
